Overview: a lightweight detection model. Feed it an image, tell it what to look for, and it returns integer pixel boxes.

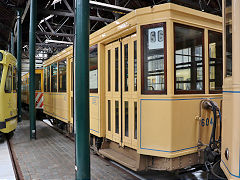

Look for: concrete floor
[11,120,136,180]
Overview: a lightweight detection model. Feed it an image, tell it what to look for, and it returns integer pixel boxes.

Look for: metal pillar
[11,31,14,55]
[74,0,90,179]
[17,10,22,122]
[29,0,36,139]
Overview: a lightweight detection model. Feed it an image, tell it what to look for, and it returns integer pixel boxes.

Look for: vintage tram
[43,3,223,171]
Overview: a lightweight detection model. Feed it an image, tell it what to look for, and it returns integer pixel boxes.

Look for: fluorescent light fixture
[45,39,73,45]
[39,14,54,24]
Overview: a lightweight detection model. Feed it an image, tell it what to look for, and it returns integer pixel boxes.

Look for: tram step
[99,148,137,170]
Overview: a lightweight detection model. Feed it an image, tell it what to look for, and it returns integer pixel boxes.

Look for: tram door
[105,34,138,149]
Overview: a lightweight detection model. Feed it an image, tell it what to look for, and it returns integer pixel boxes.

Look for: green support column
[17,10,22,122]
[29,0,36,139]
[11,31,14,55]
[74,0,90,179]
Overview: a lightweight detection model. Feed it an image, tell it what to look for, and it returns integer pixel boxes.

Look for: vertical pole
[11,31,15,55]
[29,0,36,139]
[17,10,22,122]
[74,0,90,179]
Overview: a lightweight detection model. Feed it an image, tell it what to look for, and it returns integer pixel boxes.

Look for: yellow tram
[43,3,223,171]
[0,50,17,140]
[22,69,44,111]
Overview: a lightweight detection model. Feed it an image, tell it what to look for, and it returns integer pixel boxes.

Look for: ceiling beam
[36,31,74,37]
[39,10,114,23]
[89,1,133,12]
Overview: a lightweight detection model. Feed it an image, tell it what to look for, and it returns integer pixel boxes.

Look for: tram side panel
[0,51,17,134]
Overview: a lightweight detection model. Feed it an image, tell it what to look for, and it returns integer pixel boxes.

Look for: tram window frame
[5,65,12,93]
[44,67,47,92]
[108,50,111,92]
[89,45,98,93]
[174,23,205,94]
[51,63,58,92]
[141,22,167,95]
[225,0,232,77]
[35,73,41,91]
[47,66,50,92]
[13,66,17,92]
[58,59,67,92]
[208,31,223,93]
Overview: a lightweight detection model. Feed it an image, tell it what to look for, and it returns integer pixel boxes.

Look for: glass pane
[5,65,12,93]
[108,100,111,131]
[134,41,137,91]
[115,47,119,92]
[134,102,137,139]
[142,24,165,92]
[35,74,41,91]
[44,67,47,92]
[108,50,111,91]
[124,44,128,91]
[47,66,50,92]
[89,45,98,92]
[225,0,232,77]
[13,66,16,91]
[115,101,119,134]
[0,64,3,84]
[209,31,223,92]
[71,61,74,92]
[58,60,67,92]
[125,101,129,137]
[174,24,204,92]
[51,63,57,92]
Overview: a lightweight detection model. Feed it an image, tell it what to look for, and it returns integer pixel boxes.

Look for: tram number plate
[201,118,213,127]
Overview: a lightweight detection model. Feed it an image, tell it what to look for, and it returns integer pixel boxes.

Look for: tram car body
[22,69,44,111]
[221,0,240,179]
[43,3,223,171]
[0,50,17,135]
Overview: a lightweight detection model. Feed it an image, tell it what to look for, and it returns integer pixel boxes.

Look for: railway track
[7,138,24,180]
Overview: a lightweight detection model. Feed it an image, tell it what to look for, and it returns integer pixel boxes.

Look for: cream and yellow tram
[221,0,240,179]
[0,51,17,140]
[43,3,223,171]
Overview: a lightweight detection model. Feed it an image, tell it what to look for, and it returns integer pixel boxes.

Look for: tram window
[209,31,223,93]
[89,45,98,93]
[35,74,41,91]
[0,64,3,84]
[13,66,16,91]
[108,50,111,92]
[5,65,12,93]
[58,60,67,92]
[141,23,166,94]
[71,60,74,92]
[174,24,204,94]
[44,67,47,92]
[115,101,119,134]
[51,63,57,92]
[108,100,111,131]
[125,101,129,137]
[124,44,129,92]
[115,47,119,92]
[134,41,137,91]
[47,66,50,92]
[134,102,137,139]
[225,0,232,77]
